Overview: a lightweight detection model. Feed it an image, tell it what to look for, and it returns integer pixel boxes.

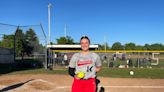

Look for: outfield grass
[97,67,164,79]
[1,59,164,79]
[6,67,164,79]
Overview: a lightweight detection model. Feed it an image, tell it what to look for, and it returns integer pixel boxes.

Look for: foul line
[56,85,164,89]
[103,86,164,89]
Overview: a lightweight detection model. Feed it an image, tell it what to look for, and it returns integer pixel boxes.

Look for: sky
[0,0,164,46]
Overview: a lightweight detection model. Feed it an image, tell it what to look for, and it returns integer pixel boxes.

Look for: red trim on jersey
[77,60,92,66]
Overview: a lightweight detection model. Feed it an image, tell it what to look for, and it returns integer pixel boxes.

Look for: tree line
[0,28,44,59]
[56,36,164,50]
[1,33,164,54]
[103,42,164,50]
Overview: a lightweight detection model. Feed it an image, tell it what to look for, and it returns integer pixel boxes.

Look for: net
[0,23,47,69]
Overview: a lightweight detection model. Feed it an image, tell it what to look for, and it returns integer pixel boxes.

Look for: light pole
[48,3,52,44]
[48,3,52,69]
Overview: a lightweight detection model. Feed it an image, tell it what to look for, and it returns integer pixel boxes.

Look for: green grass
[97,67,164,79]
[9,68,68,75]
[1,58,164,79]
[0,59,43,75]
[98,59,164,78]
[6,67,164,79]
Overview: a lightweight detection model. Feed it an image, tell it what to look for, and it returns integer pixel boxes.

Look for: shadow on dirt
[0,59,43,75]
[0,79,34,91]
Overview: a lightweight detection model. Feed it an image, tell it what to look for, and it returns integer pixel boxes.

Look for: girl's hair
[80,36,90,43]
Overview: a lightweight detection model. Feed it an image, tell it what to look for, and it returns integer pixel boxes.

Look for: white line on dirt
[31,79,54,85]
[56,86,164,89]
[102,86,164,89]
[0,85,7,89]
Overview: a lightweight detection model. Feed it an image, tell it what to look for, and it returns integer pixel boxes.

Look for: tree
[125,42,136,50]
[0,34,14,48]
[1,28,43,60]
[135,45,144,50]
[143,43,164,50]
[144,44,151,50]
[111,42,124,50]
[56,36,74,44]
[149,43,164,50]
[24,28,39,56]
[15,28,24,57]
[99,43,110,50]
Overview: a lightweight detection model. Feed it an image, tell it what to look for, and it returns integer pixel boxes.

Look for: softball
[77,72,85,78]
[130,71,134,75]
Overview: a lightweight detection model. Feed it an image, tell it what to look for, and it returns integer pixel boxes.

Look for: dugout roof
[47,44,99,50]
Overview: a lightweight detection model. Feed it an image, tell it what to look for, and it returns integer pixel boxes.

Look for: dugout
[46,44,99,69]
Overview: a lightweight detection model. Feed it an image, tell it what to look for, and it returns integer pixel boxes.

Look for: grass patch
[97,67,164,79]
[9,68,68,75]
[1,58,164,79]
[6,67,164,79]
[0,59,43,75]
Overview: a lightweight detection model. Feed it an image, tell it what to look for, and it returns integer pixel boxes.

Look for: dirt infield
[0,74,164,92]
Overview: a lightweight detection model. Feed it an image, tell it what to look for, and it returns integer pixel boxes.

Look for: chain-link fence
[52,50,164,69]
[98,51,163,68]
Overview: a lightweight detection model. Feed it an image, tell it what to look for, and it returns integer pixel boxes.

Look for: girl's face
[80,38,90,52]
